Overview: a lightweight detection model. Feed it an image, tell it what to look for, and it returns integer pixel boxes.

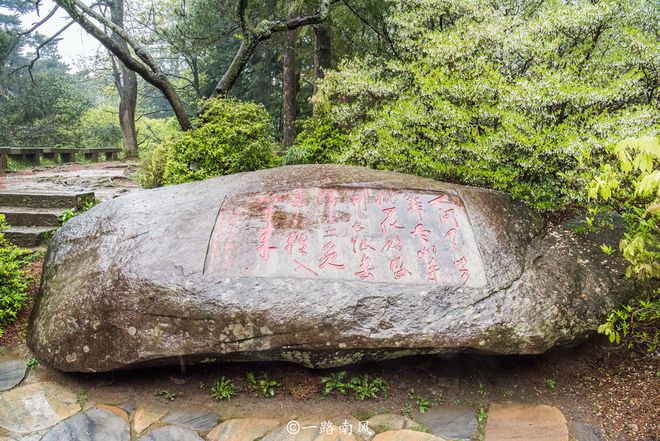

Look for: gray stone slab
[0,382,80,433]
[0,360,27,391]
[569,422,605,441]
[41,408,129,441]
[137,425,204,441]
[162,410,218,432]
[206,418,280,441]
[484,403,568,441]
[415,406,478,441]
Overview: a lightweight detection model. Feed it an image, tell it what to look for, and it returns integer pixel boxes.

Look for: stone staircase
[0,190,94,247]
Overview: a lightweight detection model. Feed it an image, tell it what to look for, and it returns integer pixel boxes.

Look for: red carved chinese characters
[209,187,481,286]
[354,254,375,281]
[318,240,345,269]
[255,205,277,261]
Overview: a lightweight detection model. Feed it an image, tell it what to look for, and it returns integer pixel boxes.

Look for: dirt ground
[1,163,658,441]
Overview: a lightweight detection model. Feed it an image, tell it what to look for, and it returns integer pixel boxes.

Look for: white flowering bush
[301,0,659,210]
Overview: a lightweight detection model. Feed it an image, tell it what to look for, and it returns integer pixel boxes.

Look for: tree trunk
[211,37,260,98]
[313,22,332,92]
[109,0,138,158]
[282,24,299,147]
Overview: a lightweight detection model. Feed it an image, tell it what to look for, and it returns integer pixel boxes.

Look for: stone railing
[0,147,121,173]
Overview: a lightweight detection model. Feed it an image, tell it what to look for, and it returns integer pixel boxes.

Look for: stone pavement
[0,357,608,441]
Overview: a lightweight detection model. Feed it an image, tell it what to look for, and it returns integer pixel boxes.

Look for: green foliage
[26,357,39,368]
[0,215,31,338]
[246,372,281,398]
[586,136,659,353]
[159,98,280,185]
[59,198,99,225]
[307,0,659,211]
[416,397,430,413]
[544,378,557,390]
[137,142,174,189]
[211,376,236,401]
[321,371,348,396]
[75,105,123,148]
[0,67,92,147]
[154,389,178,401]
[476,406,488,428]
[285,117,349,165]
[348,375,388,400]
[75,388,88,406]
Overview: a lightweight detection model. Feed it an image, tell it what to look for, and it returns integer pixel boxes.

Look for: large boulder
[28,165,633,372]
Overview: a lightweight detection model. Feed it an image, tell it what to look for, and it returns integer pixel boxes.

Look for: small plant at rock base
[416,397,430,413]
[155,389,177,401]
[59,208,78,224]
[545,378,557,390]
[211,377,236,401]
[26,357,39,368]
[348,375,388,400]
[412,423,431,433]
[75,388,88,406]
[59,198,99,225]
[476,405,489,441]
[321,371,347,396]
[247,372,281,398]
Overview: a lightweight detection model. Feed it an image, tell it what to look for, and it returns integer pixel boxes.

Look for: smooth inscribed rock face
[27,165,633,372]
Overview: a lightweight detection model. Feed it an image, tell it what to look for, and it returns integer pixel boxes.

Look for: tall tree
[54,0,332,130]
[109,0,138,157]
[282,4,300,147]
[313,22,331,91]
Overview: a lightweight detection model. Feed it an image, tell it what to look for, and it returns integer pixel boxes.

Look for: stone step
[0,191,94,209]
[4,226,56,247]
[0,206,65,227]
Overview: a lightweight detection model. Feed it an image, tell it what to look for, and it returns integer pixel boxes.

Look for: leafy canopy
[300,0,659,210]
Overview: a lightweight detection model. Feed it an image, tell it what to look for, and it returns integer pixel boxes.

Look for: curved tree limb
[210,0,332,98]
[13,21,74,84]
[54,0,192,130]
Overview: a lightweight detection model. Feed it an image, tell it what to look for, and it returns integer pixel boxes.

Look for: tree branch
[13,21,74,84]
[210,0,331,98]
[54,0,192,130]
[21,6,59,36]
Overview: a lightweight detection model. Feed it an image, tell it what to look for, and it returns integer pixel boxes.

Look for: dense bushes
[587,136,659,352]
[283,117,349,165]
[139,98,280,187]
[0,215,30,338]
[295,0,659,211]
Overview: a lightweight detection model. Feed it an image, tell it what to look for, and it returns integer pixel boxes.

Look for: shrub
[159,98,280,185]
[284,117,349,165]
[586,136,659,353]
[307,0,659,211]
[137,142,173,189]
[0,215,31,338]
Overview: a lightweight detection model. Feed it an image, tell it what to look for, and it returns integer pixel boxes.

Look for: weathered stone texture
[28,165,633,372]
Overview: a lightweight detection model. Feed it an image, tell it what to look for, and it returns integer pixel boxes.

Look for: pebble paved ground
[0,355,587,441]
[0,162,657,441]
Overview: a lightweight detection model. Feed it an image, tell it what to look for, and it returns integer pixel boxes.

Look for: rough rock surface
[484,403,568,441]
[28,165,633,372]
[415,406,477,441]
[206,418,280,441]
[41,408,130,441]
[0,382,80,433]
[0,360,27,391]
[137,426,204,441]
